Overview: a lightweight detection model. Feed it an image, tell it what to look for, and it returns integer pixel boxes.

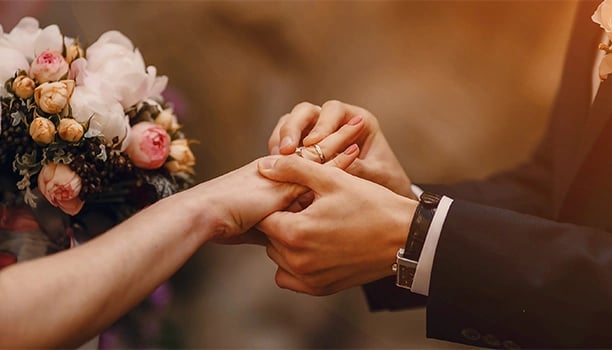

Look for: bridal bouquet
[0,18,196,248]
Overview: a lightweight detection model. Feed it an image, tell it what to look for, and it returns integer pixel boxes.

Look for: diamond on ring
[295,146,304,157]
[313,144,326,163]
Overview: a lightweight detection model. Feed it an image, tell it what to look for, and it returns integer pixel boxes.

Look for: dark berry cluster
[65,139,136,201]
[0,97,41,175]
[1,96,141,205]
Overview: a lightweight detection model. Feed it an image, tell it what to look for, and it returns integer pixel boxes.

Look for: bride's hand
[201,143,360,244]
[268,100,416,199]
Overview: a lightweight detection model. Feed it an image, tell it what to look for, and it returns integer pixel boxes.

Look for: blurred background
[1,0,578,348]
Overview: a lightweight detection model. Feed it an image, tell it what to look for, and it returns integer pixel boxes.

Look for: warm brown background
[1,0,579,348]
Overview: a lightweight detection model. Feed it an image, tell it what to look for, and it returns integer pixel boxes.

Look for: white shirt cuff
[411,184,424,198]
[410,195,454,296]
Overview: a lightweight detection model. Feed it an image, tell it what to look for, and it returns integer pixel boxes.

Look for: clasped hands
[248,100,420,296]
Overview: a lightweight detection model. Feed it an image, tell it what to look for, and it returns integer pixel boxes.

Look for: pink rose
[37,162,85,216]
[29,50,68,83]
[125,122,170,169]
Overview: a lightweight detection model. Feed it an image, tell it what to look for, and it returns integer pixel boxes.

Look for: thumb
[258,154,330,191]
[258,143,359,194]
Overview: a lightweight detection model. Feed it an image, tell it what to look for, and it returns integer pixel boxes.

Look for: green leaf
[143,172,178,199]
[10,110,24,126]
[96,144,107,162]
[23,187,38,208]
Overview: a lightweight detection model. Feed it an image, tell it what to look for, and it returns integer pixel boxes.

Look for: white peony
[0,17,63,60]
[593,0,612,41]
[70,86,131,149]
[82,31,168,109]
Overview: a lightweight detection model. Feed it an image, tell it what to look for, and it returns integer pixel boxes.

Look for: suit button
[461,328,481,341]
[482,334,500,347]
[502,340,521,349]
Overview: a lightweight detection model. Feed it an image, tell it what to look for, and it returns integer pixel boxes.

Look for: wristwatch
[394,191,442,290]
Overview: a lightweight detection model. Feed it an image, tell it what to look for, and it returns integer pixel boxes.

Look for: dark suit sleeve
[360,153,611,348]
[362,2,602,347]
[365,198,612,348]
[420,147,554,219]
[362,151,555,313]
[423,199,612,348]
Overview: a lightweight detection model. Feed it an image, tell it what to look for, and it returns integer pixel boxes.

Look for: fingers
[266,245,337,296]
[284,191,315,213]
[296,115,364,164]
[268,113,289,155]
[269,100,371,157]
[274,268,318,295]
[258,155,326,190]
[258,144,358,190]
[328,144,359,169]
[274,102,321,155]
[303,100,369,146]
[265,244,320,295]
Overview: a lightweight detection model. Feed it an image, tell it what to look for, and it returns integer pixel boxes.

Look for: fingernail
[270,146,280,155]
[344,144,359,155]
[280,136,293,150]
[347,115,363,126]
[259,156,279,170]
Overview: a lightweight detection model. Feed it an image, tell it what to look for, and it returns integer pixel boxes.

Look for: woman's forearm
[0,188,212,348]
[0,154,348,348]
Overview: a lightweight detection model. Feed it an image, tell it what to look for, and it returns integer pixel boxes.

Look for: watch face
[396,250,418,290]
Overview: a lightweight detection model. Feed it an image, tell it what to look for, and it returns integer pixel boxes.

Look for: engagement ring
[313,144,326,163]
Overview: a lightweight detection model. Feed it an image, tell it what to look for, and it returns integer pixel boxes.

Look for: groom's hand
[209,144,360,245]
[257,155,416,296]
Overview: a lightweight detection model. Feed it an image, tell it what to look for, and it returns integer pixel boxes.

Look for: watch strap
[395,191,441,290]
[403,192,441,260]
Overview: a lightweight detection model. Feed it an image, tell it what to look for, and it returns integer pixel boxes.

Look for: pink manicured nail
[344,144,359,155]
[347,116,363,126]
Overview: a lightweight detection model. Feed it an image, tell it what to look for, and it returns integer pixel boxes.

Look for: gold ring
[313,144,326,163]
[295,146,304,157]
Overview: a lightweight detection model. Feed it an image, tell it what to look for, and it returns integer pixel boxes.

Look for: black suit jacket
[363,1,612,348]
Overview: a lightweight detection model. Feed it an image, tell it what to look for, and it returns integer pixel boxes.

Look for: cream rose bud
[34,80,75,114]
[37,162,85,216]
[64,42,83,64]
[29,117,56,144]
[165,139,196,174]
[154,109,179,131]
[125,122,171,169]
[12,75,35,99]
[58,118,84,142]
[29,50,69,83]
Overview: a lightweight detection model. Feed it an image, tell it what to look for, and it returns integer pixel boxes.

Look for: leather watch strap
[394,191,442,290]
[403,192,441,260]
